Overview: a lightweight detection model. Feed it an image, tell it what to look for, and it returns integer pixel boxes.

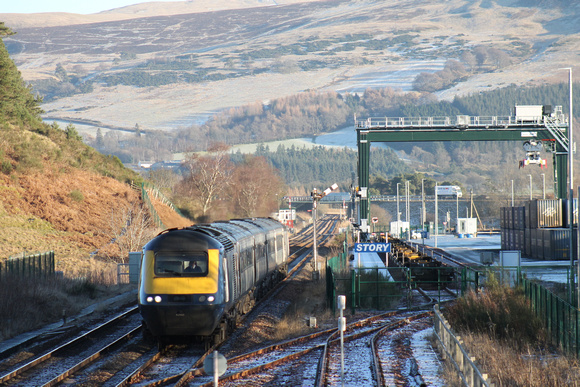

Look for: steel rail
[190,310,406,386]
[370,312,434,386]
[44,325,142,386]
[315,311,432,387]
[115,349,164,387]
[174,217,339,386]
[0,306,138,384]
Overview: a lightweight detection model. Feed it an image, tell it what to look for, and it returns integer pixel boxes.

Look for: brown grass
[0,267,131,341]
[443,275,580,385]
[0,163,190,270]
[456,333,580,387]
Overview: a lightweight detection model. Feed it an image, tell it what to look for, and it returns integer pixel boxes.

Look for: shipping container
[528,199,563,228]
[513,206,525,230]
[507,206,513,229]
[506,228,516,250]
[524,228,531,257]
[518,230,525,252]
[541,228,577,261]
[530,228,543,260]
[501,229,507,250]
[525,202,531,229]
[500,207,506,229]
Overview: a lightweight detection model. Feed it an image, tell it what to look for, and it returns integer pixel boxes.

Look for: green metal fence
[0,251,55,278]
[326,252,481,314]
[523,277,580,359]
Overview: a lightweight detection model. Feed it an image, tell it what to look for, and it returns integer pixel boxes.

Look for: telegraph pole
[311,183,338,280]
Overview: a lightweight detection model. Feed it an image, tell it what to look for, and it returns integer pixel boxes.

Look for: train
[386,238,455,287]
[138,217,289,347]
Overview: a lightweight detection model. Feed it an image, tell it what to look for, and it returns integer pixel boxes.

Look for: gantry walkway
[355,110,570,225]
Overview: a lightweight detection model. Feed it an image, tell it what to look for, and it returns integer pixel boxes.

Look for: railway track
[182,309,441,386]
[116,215,341,386]
[0,306,145,386]
[0,215,451,386]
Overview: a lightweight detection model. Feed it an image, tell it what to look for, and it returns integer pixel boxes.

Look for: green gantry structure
[356,108,570,230]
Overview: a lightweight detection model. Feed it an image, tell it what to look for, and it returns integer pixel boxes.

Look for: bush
[1,160,12,174]
[69,189,84,202]
[445,273,546,349]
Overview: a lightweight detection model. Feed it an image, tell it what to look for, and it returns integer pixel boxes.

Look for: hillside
[0,166,191,273]
[0,25,190,276]
[1,0,578,133]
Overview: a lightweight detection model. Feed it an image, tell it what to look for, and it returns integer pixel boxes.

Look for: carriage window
[154,252,208,277]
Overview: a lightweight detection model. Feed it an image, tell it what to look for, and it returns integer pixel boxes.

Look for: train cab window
[154,253,208,277]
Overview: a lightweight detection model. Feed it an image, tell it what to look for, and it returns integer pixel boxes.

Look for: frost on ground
[412,327,445,387]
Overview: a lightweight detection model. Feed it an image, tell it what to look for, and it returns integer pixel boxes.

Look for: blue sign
[354,243,391,253]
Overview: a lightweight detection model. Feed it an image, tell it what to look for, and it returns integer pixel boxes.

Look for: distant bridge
[285,194,455,204]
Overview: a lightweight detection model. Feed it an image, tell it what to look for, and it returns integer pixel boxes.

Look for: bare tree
[182,143,233,218]
[231,156,284,218]
[148,168,180,194]
[100,201,158,263]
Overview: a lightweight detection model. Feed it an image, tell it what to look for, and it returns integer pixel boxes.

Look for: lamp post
[560,67,575,306]
[396,183,400,222]
[311,183,338,280]
[421,179,426,230]
[541,173,546,199]
[511,180,514,207]
[528,174,533,201]
[435,182,438,248]
[405,181,410,239]
[456,191,459,232]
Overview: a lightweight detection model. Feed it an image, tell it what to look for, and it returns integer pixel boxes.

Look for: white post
[338,295,346,387]
[511,180,514,207]
[435,182,438,248]
[421,179,425,230]
[213,350,219,387]
[313,195,318,273]
[456,192,459,232]
[396,183,400,222]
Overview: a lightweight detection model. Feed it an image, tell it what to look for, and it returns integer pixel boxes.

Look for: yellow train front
[138,218,289,345]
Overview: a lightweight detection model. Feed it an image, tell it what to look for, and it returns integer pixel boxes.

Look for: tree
[101,202,157,262]
[65,123,82,141]
[0,23,44,126]
[55,64,69,82]
[0,23,15,38]
[95,128,105,149]
[230,156,284,217]
[181,143,233,218]
[370,203,391,229]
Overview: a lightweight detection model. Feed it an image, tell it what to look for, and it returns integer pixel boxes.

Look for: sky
[2,1,179,14]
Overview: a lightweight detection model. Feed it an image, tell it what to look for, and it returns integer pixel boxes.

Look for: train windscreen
[154,252,208,277]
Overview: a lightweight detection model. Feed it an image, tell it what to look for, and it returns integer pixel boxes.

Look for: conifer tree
[0,22,43,127]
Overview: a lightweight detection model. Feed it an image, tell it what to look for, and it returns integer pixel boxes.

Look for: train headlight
[207,296,215,302]
[198,295,206,302]
[146,296,154,303]
[154,295,162,303]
